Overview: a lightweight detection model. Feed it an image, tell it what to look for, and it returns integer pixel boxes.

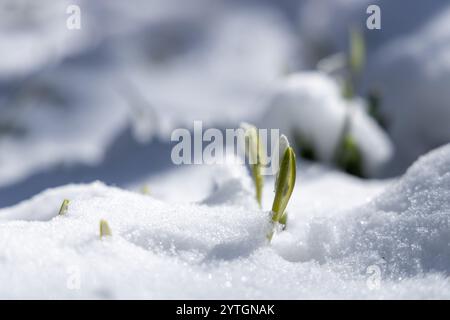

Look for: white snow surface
[0,68,130,187]
[1,144,450,299]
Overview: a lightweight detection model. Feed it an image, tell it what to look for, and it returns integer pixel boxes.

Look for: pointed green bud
[278,135,289,168]
[99,220,112,238]
[58,199,70,216]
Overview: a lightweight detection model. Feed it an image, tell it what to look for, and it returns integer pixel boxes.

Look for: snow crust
[1,144,449,299]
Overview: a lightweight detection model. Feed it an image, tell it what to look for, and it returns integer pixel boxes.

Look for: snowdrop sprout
[241,122,265,208]
[99,220,112,238]
[58,199,70,216]
[271,135,296,229]
[334,118,364,177]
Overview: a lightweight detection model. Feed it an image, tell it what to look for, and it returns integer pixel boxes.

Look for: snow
[259,72,394,177]
[1,144,449,299]
[368,5,450,171]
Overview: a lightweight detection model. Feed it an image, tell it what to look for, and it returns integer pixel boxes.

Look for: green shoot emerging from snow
[99,220,112,238]
[269,135,296,240]
[58,199,70,216]
[241,122,265,208]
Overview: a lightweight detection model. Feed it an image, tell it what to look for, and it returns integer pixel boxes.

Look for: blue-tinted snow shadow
[0,127,176,208]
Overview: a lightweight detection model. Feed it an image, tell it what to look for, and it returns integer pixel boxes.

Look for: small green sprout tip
[99,220,112,238]
[241,122,265,208]
[269,135,296,240]
[58,199,70,216]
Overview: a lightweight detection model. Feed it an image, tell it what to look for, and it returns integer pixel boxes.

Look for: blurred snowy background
[1,0,450,207]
